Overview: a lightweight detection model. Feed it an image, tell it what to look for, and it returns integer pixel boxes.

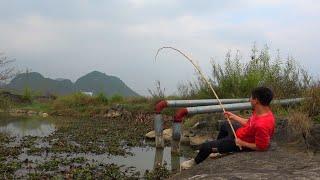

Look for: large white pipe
[166,98,249,107]
[186,98,304,115]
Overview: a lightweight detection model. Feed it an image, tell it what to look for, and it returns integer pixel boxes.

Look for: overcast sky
[0,0,319,95]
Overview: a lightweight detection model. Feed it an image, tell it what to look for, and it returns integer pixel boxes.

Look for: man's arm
[235,138,257,150]
[224,111,248,126]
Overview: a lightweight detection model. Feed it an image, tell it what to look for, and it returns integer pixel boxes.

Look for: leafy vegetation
[178,44,311,99]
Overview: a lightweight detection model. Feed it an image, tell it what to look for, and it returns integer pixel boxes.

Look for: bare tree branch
[0,53,16,82]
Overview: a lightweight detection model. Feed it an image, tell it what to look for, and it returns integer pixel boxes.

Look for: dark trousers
[194,121,243,164]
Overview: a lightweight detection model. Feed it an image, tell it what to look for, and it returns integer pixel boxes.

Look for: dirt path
[170,143,320,179]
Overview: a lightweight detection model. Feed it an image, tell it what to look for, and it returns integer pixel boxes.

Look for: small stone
[163,128,172,141]
[42,113,49,117]
[27,110,37,115]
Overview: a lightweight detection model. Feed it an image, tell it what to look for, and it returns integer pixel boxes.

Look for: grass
[17,101,52,112]
[287,110,312,139]
[178,44,311,99]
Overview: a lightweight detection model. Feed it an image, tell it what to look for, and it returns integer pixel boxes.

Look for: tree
[0,53,15,82]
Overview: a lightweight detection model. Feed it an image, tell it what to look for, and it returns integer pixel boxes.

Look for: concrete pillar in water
[171,122,181,154]
[153,147,164,168]
[154,114,164,148]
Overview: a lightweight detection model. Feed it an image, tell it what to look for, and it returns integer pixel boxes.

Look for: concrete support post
[154,114,164,148]
[171,122,181,154]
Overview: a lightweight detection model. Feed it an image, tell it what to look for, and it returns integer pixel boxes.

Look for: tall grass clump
[178,44,311,99]
[148,80,165,99]
[287,110,312,142]
[95,92,108,105]
[23,87,33,102]
[110,94,124,103]
[0,97,12,111]
[301,81,320,122]
[52,92,97,110]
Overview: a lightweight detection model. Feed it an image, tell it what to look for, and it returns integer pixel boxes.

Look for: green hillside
[5,71,139,97]
[75,71,139,97]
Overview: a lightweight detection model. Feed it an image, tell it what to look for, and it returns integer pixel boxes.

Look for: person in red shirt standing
[181,86,275,169]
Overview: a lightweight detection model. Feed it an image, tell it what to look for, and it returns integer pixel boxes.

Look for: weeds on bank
[178,44,311,99]
[301,81,320,120]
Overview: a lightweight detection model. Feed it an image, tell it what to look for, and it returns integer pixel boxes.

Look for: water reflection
[103,146,186,173]
[17,146,187,175]
[0,117,56,137]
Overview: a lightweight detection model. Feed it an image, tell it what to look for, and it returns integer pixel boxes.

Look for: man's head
[250,87,273,107]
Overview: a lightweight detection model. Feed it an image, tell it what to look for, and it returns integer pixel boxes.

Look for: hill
[5,71,139,97]
[75,71,139,97]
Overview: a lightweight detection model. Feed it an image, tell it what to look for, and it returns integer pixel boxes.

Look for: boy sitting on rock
[181,86,275,169]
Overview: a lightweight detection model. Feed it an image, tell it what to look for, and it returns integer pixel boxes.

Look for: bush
[23,87,33,102]
[301,81,320,118]
[178,44,311,99]
[95,92,108,104]
[288,110,312,140]
[52,92,97,110]
[0,97,12,110]
[110,94,124,103]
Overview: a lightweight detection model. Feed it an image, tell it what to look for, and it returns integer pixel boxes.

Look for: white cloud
[0,0,319,95]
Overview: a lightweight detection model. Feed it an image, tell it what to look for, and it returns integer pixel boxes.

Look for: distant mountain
[75,71,139,97]
[5,71,139,97]
[55,78,69,81]
[6,72,74,95]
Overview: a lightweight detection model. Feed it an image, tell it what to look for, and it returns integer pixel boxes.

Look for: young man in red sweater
[181,86,275,169]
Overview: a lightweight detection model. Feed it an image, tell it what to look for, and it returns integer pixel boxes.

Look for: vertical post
[153,147,164,168]
[154,114,164,148]
[171,122,181,154]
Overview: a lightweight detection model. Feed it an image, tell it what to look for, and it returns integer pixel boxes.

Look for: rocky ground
[170,119,320,179]
[170,143,320,179]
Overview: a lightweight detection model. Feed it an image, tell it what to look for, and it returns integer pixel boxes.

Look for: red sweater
[236,111,275,150]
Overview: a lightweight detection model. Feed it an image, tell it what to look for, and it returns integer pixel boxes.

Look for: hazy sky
[0,0,319,95]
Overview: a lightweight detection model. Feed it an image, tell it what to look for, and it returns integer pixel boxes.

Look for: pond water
[0,113,191,177]
[0,117,56,138]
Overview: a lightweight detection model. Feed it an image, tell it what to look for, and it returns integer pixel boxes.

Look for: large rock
[144,128,172,141]
[170,142,320,179]
[145,130,155,139]
[163,128,172,141]
[189,135,212,147]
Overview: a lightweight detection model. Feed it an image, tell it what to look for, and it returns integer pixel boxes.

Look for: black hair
[251,87,273,106]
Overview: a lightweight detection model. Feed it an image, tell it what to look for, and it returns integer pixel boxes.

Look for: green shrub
[110,94,123,103]
[52,92,96,110]
[95,92,108,104]
[23,87,33,102]
[178,44,311,99]
[0,97,12,110]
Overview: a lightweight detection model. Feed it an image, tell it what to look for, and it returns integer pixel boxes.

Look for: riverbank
[1,91,320,179]
[0,112,193,179]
